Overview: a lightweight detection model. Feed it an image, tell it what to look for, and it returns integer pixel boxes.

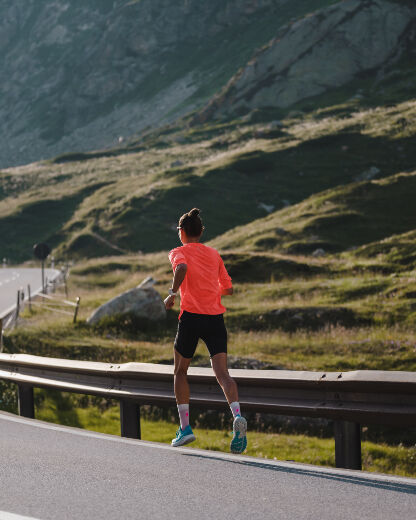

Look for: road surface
[0,268,60,318]
[0,412,415,520]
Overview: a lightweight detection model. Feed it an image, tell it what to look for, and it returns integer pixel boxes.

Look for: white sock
[229,401,241,418]
[177,404,190,430]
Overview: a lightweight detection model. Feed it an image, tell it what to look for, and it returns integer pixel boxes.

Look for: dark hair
[178,208,204,237]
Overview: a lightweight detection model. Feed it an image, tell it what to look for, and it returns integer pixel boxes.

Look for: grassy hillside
[2,184,415,476]
[1,0,415,479]
[1,97,415,263]
[1,0,415,263]
[2,219,415,476]
[212,170,416,255]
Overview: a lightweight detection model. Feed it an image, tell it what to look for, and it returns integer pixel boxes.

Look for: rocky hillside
[1,0,415,264]
[1,92,415,263]
[0,0,334,168]
[197,0,416,122]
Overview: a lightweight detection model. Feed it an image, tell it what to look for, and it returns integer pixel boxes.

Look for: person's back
[165,207,247,454]
[169,242,231,317]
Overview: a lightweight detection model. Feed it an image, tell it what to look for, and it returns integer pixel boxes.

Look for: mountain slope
[0,0,340,168]
[197,0,416,122]
[212,170,416,256]
[1,96,415,263]
[1,1,415,263]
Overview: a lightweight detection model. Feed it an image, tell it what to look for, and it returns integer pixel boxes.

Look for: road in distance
[0,268,60,317]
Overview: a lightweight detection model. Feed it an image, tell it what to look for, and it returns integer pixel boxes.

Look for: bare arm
[164,263,187,309]
[218,256,233,296]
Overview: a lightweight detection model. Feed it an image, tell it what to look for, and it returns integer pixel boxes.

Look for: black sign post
[33,243,51,293]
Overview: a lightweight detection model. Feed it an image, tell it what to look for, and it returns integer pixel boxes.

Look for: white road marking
[1,412,415,486]
[0,512,41,520]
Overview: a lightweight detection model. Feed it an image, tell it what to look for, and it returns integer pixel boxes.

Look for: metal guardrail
[0,353,415,470]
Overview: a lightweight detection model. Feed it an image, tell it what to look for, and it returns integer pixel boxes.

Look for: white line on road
[1,411,415,486]
[0,511,41,520]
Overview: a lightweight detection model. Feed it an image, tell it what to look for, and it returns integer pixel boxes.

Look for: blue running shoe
[171,425,196,447]
[230,415,247,454]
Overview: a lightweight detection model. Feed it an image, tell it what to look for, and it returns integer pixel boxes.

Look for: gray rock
[170,160,184,168]
[200,0,415,119]
[312,248,326,257]
[275,227,289,236]
[355,166,381,182]
[269,120,284,129]
[87,284,166,325]
[258,202,275,213]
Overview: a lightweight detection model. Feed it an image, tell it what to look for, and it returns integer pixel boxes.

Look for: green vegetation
[0,3,415,475]
[1,231,415,477]
[1,98,415,262]
[213,171,416,255]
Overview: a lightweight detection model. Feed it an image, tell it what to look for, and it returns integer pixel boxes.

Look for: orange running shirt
[169,243,232,318]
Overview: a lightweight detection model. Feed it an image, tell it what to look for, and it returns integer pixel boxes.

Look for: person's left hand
[164,295,175,309]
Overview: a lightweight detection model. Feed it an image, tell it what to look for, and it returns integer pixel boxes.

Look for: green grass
[5,234,415,372]
[1,96,415,262]
[212,170,416,256]
[1,35,415,477]
[1,232,415,477]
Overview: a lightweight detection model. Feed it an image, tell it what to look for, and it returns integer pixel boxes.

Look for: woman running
[164,208,247,454]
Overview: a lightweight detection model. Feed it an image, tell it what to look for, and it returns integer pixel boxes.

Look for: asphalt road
[0,413,415,520]
[0,268,60,318]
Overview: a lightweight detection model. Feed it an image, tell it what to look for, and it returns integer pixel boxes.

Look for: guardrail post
[120,400,141,439]
[73,297,80,323]
[15,290,20,320]
[28,284,32,312]
[0,318,3,352]
[18,384,35,419]
[334,420,361,470]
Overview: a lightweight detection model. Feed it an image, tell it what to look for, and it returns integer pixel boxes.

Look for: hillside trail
[90,232,130,255]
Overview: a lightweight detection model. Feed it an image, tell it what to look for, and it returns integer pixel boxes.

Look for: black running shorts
[174,311,227,359]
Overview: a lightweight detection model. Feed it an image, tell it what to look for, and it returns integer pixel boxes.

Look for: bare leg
[211,352,238,404]
[212,353,247,454]
[174,349,192,404]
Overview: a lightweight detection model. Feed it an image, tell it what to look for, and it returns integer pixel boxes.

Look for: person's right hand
[164,295,175,309]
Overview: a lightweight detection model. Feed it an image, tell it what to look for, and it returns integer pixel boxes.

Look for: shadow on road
[182,452,416,496]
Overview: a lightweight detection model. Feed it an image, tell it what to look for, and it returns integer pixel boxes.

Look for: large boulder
[87,277,166,325]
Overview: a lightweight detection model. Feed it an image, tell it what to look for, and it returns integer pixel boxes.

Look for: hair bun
[188,208,200,218]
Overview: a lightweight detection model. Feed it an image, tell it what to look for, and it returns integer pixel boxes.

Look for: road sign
[33,243,51,261]
[33,243,51,293]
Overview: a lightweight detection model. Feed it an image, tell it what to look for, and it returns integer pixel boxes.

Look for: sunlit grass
[2,94,416,262]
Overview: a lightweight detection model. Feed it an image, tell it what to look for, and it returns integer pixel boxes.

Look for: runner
[164,208,247,454]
